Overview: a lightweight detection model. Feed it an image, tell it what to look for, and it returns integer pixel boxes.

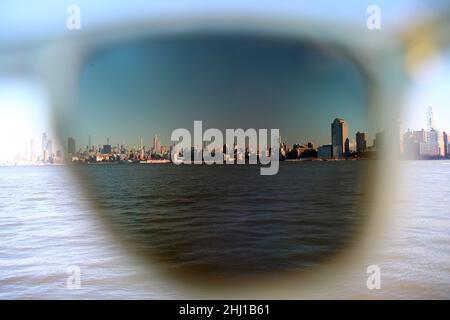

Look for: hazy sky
[404,52,450,133]
[0,79,51,162]
[0,0,442,45]
[2,0,450,160]
[62,34,369,148]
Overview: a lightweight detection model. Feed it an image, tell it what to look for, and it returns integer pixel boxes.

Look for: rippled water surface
[75,162,369,278]
[1,161,449,299]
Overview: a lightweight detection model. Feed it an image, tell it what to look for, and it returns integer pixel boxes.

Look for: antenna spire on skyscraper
[427,106,435,131]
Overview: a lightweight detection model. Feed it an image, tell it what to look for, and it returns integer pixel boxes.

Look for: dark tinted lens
[56,32,375,283]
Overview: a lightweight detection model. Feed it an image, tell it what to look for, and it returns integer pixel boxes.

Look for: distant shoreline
[3,158,450,167]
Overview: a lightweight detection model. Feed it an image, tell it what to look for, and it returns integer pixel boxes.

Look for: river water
[0,161,449,299]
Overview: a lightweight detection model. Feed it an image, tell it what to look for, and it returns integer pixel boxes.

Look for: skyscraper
[42,132,47,161]
[103,137,112,154]
[152,134,161,154]
[374,132,385,150]
[68,137,76,155]
[30,139,35,163]
[444,132,448,158]
[419,109,445,158]
[344,138,350,158]
[427,106,435,131]
[331,118,348,159]
[422,129,445,157]
[356,131,367,154]
[403,129,420,159]
[413,129,427,144]
[140,137,144,159]
[47,139,53,157]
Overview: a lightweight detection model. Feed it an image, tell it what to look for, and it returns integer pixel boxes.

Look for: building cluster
[63,107,449,164]
[22,133,64,164]
[402,107,450,160]
[64,118,375,164]
[7,132,65,165]
[6,114,391,166]
[403,129,449,159]
[64,107,450,164]
[8,106,449,166]
[68,134,170,163]
[61,116,382,164]
[279,118,378,161]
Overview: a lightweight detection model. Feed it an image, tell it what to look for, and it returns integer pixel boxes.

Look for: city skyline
[6,103,450,165]
[402,107,450,159]
[6,116,377,165]
[57,33,370,150]
[404,54,450,132]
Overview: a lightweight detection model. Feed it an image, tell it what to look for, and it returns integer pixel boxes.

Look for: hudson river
[0,161,449,299]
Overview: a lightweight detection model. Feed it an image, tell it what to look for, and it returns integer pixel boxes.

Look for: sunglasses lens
[56,32,375,281]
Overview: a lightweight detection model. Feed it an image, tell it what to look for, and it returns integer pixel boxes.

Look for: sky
[0,79,53,162]
[404,52,450,133]
[1,1,450,159]
[60,33,369,149]
[0,0,444,45]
